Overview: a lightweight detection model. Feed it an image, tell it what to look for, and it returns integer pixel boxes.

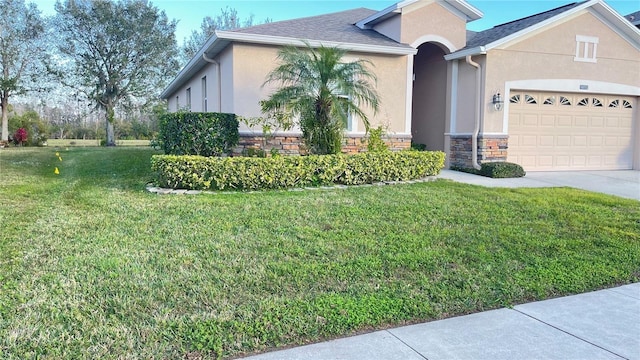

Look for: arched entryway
[411,42,448,151]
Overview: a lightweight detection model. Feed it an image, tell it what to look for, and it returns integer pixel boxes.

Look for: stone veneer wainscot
[449,135,508,168]
[233,134,412,156]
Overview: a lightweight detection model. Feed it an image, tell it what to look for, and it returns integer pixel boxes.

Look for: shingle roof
[625,10,640,25]
[232,8,411,49]
[462,2,585,49]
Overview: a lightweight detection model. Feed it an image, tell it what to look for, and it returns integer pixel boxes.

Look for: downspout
[203,53,222,112]
[465,55,482,170]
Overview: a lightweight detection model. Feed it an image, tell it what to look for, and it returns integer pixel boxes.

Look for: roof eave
[444,46,486,60]
[357,0,483,29]
[445,0,484,22]
[477,0,598,54]
[218,31,417,55]
[161,30,417,99]
[356,0,419,29]
[160,33,229,99]
[591,1,640,48]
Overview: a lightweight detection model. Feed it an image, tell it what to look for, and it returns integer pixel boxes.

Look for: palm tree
[262,43,380,154]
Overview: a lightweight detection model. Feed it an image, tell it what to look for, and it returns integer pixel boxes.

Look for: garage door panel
[589,136,603,146]
[604,136,618,146]
[572,116,587,127]
[507,91,634,171]
[572,156,587,167]
[553,116,570,127]
[538,156,553,167]
[539,136,554,146]
[522,114,538,127]
[522,135,537,146]
[557,136,571,146]
[590,117,604,127]
[606,117,619,128]
[556,156,570,166]
[588,156,603,166]
[573,136,587,146]
[540,115,555,126]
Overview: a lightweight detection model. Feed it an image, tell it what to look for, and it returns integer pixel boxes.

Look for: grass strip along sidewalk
[1,147,638,359]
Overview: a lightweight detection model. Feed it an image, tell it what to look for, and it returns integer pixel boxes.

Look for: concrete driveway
[438,170,640,201]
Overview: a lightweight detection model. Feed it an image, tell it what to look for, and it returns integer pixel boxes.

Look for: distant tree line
[0,0,262,146]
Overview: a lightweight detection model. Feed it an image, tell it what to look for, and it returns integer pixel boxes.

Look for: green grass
[1,147,638,359]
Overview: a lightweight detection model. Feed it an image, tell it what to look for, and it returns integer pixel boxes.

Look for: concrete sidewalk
[437,169,640,200]
[242,283,640,360]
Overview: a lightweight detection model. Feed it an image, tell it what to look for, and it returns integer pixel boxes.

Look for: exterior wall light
[492,91,504,111]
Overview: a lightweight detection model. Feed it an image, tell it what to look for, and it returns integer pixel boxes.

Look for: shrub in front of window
[156,112,239,156]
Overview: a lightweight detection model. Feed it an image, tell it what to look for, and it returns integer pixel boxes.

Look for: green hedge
[479,162,526,178]
[156,112,239,156]
[452,161,526,178]
[151,151,445,191]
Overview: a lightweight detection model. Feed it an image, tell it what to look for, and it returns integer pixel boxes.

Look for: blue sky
[32,0,640,44]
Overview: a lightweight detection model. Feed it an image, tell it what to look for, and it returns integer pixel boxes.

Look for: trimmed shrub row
[156,112,239,157]
[151,151,445,191]
[452,161,526,178]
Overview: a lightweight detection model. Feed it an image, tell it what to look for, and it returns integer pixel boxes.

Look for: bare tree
[0,0,48,141]
[52,0,179,146]
[180,7,271,65]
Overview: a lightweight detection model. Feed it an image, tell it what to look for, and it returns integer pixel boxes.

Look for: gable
[369,0,479,51]
[446,0,640,60]
[398,2,468,49]
[501,10,639,62]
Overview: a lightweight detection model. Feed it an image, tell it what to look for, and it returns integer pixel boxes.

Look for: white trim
[410,35,457,53]
[405,54,414,135]
[216,31,417,56]
[505,79,640,96]
[444,46,486,60]
[574,35,599,63]
[502,89,510,134]
[356,0,417,29]
[482,0,597,51]
[439,1,483,23]
[162,30,416,99]
[356,0,482,29]
[588,4,640,51]
[449,60,458,133]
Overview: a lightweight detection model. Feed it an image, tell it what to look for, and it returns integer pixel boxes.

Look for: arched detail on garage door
[507,90,636,171]
[502,79,640,134]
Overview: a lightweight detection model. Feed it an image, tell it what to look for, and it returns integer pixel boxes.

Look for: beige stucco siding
[481,11,640,134]
[400,2,467,49]
[453,57,486,134]
[229,43,410,135]
[219,46,234,114]
[372,2,466,51]
[166,63,220,112]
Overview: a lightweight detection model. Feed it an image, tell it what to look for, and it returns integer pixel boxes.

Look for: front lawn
[1,147,638,359]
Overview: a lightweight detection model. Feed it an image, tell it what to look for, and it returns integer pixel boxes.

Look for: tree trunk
[105,106,116,146]
[1,96,8,142]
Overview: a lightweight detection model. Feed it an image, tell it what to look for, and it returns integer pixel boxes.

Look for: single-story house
[161,0,640,171]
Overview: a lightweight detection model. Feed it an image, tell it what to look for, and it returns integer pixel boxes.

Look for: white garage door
[508,91,635,171]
